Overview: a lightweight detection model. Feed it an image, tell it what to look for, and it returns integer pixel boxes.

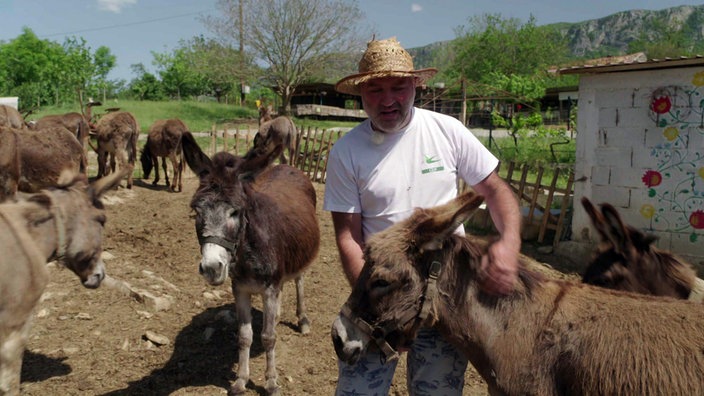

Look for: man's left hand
[479,240,519,295]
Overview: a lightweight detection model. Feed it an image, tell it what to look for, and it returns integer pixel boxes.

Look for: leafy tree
[205,0,370,114]
[129,63,164,100]
[0,27,117,110]
[93,46,117,102]
[178,36,249,103]
[449,14,569,99]
[152,48,204,100]
[62,37,97,108]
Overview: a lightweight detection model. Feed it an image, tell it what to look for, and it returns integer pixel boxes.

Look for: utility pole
[461,77,467,126]
[239,0,246,106]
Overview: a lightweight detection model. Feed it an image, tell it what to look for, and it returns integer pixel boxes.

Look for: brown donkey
[181,132,320,395]
[141,119,186,192]
[332,191,704,395]
[0,169,126,396]
[581,197,703,301]
[94,111,139,188]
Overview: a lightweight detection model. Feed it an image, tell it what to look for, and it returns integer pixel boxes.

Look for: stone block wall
[571,67,704,267]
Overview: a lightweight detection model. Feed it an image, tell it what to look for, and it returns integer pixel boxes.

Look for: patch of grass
[29,100,258,133]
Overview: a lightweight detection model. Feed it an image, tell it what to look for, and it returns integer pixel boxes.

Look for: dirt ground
[19,164,581,396]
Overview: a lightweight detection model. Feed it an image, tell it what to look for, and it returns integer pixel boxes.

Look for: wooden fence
[460,161,574,247]
[206,126,574,246]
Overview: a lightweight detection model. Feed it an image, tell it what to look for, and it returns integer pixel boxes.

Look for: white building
[560,56,704,267]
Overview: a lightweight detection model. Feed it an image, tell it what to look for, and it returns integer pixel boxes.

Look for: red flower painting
[650,96,672,114]
[641,170,662,187]
[690,210,704,229]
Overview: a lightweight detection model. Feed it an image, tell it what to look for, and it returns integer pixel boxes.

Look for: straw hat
[335,37,438,96]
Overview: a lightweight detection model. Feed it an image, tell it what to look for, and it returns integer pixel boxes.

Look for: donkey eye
[228,208,240,218]
[371,279,390,289]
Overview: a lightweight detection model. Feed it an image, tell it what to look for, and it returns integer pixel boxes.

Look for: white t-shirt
[323,107,498,241]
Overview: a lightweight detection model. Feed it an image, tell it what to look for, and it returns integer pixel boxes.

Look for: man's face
[359,76,416,133]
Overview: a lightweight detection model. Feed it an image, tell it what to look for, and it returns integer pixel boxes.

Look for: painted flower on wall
[663,126,679,141]
[690,210,704,229]
[642,170,662,187]
[640,204,655,219]
[650,96,672,114]
[693,71,704,86]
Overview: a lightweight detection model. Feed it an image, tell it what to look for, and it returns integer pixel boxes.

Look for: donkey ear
[417,192,485,252]
[582,197,610,242]
[91,167,131,198]
[181,131,212,177]
[240,137,281,179]
[600,203,632,255]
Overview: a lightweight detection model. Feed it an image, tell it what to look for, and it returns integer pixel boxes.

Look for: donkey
[0,169,126,396]
[580,197,703,301]
[30,112,91,170]
[253,116,298,165]
[94,111,139,188]
[0,126,86,199]
[332,191,704,395]
[141,119,186,192]
[0,104,26,129]
[181,132,320,395]
[258,105,273,126]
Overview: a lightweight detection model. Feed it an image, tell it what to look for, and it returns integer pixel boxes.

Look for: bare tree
[205,0,369,114]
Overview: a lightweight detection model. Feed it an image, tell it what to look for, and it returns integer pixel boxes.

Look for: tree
[129,63,164,100]
[0,27,118,110]
[204,0,369,114]
[450,14,569,87]
[93,46,117,102]
[152,48,204,100]
[179,36,249,103]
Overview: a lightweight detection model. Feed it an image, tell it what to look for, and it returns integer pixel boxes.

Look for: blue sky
[0,0,699,81]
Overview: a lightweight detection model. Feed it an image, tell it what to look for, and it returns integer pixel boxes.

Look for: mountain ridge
[409,4,704,68]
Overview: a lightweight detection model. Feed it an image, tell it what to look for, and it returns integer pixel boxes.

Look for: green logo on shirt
[422,154,444,174]
[424,155,440,164]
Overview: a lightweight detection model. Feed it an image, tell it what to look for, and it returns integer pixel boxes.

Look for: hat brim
[335,68,438,96]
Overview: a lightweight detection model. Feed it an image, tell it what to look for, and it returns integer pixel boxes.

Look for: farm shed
[559,56,704,268]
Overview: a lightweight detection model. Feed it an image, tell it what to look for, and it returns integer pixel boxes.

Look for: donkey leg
[294,275,310,334]
[116,150,132,189]
[0,318,32,395]
[231,290,253,395]
[261,286,281,395]
[167,153,179,192]
[161,157,170,188]
[151,157,160,186]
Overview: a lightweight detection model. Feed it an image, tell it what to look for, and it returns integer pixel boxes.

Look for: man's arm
[472,171,521,295]
[330,211,365,287]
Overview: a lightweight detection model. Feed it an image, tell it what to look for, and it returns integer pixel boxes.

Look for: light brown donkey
[0,169,126,396]
[332,191,704,395]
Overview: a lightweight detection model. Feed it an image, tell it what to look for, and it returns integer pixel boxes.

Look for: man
[324,37,521,395]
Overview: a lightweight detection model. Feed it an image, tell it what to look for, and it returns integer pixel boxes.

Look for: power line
[39,9,213,38]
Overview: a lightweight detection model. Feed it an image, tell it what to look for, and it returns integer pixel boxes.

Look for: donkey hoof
[299,317,311,335]
[265,378,281,395]
[228,379,248,395]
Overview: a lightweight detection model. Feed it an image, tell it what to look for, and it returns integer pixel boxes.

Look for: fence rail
[206,126,574,246]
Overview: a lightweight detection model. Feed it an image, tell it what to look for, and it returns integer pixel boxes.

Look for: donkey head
[140,146,154,179]
[580,197,694,298]
[182,132,281,285]
[31,169,126,288]
[332,192,485,364]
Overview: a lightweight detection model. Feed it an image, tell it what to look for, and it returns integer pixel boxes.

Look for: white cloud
[97,0,137,13]
[411,3,422,12]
